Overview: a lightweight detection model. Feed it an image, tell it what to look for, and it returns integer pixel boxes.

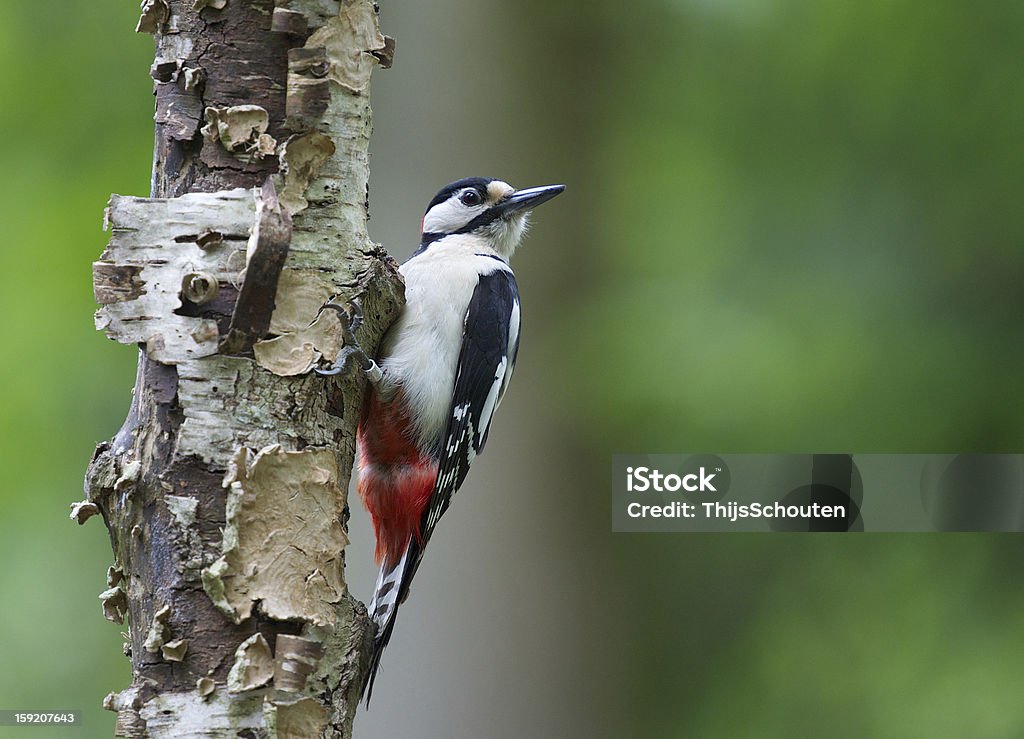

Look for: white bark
[82,1,401,736]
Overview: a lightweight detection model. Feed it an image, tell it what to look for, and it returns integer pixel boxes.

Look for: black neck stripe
[412,216,506,259]
[453,207,503,235]
[409,231,444,259]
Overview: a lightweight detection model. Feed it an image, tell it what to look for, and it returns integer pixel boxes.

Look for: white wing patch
[501,299,520,402]
[477,357,508,447]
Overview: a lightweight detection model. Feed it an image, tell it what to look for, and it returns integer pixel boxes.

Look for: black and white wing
[423,266,521,539]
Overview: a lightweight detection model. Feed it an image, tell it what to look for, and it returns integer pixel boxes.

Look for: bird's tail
[361,538,422,704]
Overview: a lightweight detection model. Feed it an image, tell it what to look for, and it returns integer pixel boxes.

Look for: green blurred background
[1,1,1022,737]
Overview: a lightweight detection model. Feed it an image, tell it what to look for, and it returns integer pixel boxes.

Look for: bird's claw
[315,346,358,376]
[315,301,380,381]
[320,301,363,345]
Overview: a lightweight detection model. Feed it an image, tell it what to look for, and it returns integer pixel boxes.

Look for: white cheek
[423,200,481,233]
[422,200,462,232]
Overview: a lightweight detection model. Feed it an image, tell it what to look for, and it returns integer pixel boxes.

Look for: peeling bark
[83,1,400,736]
[203,445,348,627]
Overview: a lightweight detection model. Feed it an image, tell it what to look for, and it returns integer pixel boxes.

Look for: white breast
[380,236,510,449]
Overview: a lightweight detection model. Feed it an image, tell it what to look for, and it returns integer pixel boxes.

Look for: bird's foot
[315,301,384,384]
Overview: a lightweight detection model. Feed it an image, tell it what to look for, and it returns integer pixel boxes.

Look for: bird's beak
[495,184,566,217]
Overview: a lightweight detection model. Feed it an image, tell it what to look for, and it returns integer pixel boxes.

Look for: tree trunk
[78,2,400,736]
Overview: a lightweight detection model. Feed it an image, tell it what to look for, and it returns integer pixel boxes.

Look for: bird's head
[419,177,564,260]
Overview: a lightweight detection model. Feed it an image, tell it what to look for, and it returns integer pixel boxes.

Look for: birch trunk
[79,1,400,736]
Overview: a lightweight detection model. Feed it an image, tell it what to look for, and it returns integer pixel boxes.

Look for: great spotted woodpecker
[319,177,564,701]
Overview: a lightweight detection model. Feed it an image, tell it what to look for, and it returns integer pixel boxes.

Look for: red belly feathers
[357,389,438,568]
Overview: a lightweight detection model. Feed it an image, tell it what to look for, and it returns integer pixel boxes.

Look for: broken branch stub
[220,179,293,354]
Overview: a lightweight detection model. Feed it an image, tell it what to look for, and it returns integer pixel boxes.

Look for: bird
[319,177,564,702]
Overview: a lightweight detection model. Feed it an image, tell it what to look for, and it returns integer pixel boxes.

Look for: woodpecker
[319,177,564,702]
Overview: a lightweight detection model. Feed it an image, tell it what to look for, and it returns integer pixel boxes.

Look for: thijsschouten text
[626,499,847,522]
[624,465,846,520]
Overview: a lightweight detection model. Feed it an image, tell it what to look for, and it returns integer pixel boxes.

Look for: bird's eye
[460,190,482,207]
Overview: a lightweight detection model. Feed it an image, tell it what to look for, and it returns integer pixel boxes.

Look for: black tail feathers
[360,538,424,705]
